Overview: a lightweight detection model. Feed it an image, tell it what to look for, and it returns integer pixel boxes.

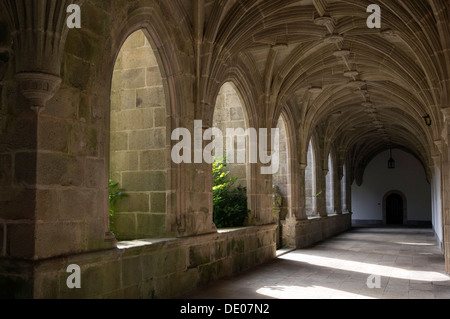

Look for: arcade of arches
[0,0,448,299]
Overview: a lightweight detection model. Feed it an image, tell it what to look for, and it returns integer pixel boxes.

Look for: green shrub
[108,179,128,235]
[212,157,250,228]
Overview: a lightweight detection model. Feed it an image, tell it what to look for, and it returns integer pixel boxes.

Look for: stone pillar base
[282,213,352,249]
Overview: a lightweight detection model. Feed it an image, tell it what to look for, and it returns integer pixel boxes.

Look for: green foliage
[305,190,323,211]
[109,179,128,234]
[310,190,323,199]
[212,157,250,228]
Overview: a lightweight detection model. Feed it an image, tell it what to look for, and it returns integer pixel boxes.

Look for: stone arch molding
[60,2,200,238]
[106,20,191,237]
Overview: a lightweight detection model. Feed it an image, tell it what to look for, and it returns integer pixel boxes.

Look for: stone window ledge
[116,225,275,250]
[117,238,177,249]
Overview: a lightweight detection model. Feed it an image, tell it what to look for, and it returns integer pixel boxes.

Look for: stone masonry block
[197,263,218,287]
[146,67,163,86]
[140,149,166,171]
[35,189,59,221]
[57,189,97,220]
[33,267,61,299]
[225,94,243,110]
[230,107,244,121]
[189,244,211,268]
[113,212,137,239]
[65,29,98,63]
[79,0,109,37]
[78,93,91,123]
[112,69,145,90]
[244,236,258,252]
[0,154,12,186]
[122,171,166,192]
[119,89,137,110]
[153,248,187,276]
[7,223,35,258]
[220,82,237,95]
[84,158,105,188]
[115,192,150,213]
[230,238,245,255]
[140,254,156,279]
[122,257,142,287]
[65,55,91,90]
[36,153,84,187]
[154,107,166,128]
[0,187,36,220]
[69,123,98,157]
[110,151,139,173]
[44,88,80,119]
[110,90,120,112]
[129,128,165,150]
[136,87,166,108]
[2,111,37,150]
[212,240,228,261]
[120,46,157,70]
[121,30,146,50]
[111,108,154,132]
[35,221,86,259]
[61,261,121,299]
[110,132,128,151]
[14,152,37,185]
[150,192,166,213]
[136,213,165,237]
[38,117,69,152]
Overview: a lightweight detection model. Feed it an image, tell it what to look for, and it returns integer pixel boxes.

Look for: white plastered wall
[352,149,432,225]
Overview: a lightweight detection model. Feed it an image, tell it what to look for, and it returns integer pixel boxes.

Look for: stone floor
[183,226,450,299]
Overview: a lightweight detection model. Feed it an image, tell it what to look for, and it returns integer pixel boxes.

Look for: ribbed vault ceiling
[190,0,449,183]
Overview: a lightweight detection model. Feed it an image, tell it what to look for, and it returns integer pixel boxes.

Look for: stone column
[334,160,343,215]
[251,125,276,226]
[1,0,72,108]
[282,162,309,248]
[0,0,62,261]
[0,0,115,262]
[431,144,444,251]
[345,164,353,213]
[440,108,450,273]
[297,163,308,220]
[317,168,327,218]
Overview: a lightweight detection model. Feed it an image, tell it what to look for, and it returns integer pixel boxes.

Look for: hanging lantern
[388,148,395,169]
[423,114,432,126]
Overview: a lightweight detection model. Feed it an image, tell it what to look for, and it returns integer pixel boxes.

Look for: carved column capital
[0,0,73,108]
[440,109,450,145]
[15,72,62,110]
[441,107,450,121]
[435,140,443,153]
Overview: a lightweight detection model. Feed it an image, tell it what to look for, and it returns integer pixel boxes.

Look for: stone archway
[383,190,407,225]
[110,29,168,240]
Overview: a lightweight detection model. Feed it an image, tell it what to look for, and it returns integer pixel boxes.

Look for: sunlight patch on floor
[279,253,450,282]
[395,242,435,246]
[256,285,375,299]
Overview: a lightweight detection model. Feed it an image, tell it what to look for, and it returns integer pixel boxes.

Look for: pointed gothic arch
[109,29,169,240]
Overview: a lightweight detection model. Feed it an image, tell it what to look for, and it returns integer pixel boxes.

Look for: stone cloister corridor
[0,0,449,300]
[185,227,450,299]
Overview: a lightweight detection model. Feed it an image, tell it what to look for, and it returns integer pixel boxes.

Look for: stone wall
[110,30,168,240]
[212,82,247,188]
[2,0,446,299]
[282,213,352,249]
[305,141,316,217]
[273,117,289,221]
[326,156,334,215]
[0,225,277,299]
